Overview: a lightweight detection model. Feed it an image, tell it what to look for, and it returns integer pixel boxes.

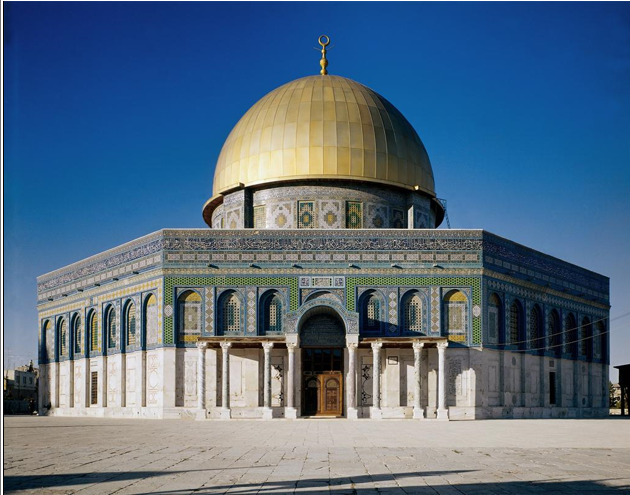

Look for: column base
[437,408,450,421]
[195,409,207,421]
[220,408,231,420]
[413,407,425,419]
[285,407,297,419]
[262,407,273,420]
[370,407,382,420]
[347,407,359,420]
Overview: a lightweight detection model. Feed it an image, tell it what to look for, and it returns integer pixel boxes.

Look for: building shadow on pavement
[5,469,630,494]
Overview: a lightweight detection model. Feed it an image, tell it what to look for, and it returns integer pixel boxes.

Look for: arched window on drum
[177,290,203,344]
[105,306,117,350]
[508,300,524,349]
[124,300,137,348]
[260,291,283,335]
[487,293,502,345]
[443,290,467,343]
[144,294,159,347]
[72,314,82,356]
[401,291,424,334]
[218,291,242,336]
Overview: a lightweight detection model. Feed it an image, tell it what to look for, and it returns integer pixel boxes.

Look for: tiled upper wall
[37,229,609,306]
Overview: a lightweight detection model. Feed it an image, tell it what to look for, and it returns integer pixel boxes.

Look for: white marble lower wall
[72,359,87,408]
[146,350,161,407]
[175,348,199,408]
[481,349,608,415]
[40,347,609,420]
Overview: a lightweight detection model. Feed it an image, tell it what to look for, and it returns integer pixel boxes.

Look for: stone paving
[4,416,630,494]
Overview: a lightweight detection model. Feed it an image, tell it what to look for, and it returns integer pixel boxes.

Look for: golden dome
[211,75,436,197]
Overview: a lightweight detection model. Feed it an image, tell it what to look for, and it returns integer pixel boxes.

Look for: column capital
[437,341,449,351]
[347,342,358,350]
[412,342,425,351]
[371,341,383,350]
[286,342,297,352]
[196,341,208,350]
[262,342,274,351]
[220,341,232,350]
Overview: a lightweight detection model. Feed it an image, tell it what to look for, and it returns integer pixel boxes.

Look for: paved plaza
[4,416,630,494]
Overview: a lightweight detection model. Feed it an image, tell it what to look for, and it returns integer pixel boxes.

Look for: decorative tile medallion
[299,276,345,288]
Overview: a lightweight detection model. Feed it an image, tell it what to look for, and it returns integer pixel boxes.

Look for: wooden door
[319,373,342,416]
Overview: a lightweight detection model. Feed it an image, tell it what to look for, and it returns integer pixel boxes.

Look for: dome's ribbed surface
[212,75,436,196]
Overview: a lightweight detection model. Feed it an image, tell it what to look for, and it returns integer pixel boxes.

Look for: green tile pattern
[163,276,298,344]
[346,276,482,345]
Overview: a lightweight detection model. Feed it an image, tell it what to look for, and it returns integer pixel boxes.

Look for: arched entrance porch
[298,306,346,417]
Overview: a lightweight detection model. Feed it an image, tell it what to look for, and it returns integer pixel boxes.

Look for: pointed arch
[124,299,137,348]
[88,309,99,353]
[105,305,117,350]
[488,293,502,345]
[298,305,346,347]
[72,313,83,356]
[217,290,243,336]
[358,290,384,334]
[580,317,592,359]
[443,290,468,343]
[548,309,561,357]
[260,290,283,335]
[595,321,606,362]
[144,293,159,347]
[401,290,425,334]
[509,300,524,349]
[177,290,203,343]
[43,320,54,362]
[57,317,68,358]
[565,313,577,357]
[529,304,543,354]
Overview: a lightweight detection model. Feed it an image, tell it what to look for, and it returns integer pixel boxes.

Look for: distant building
[611,383,621,406]
[614,364,630,416]
[4,361,38,414]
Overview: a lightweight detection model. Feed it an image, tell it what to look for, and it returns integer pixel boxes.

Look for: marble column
[68,359,75,408]
[371,342,383,419]
[38,366,46,415]
[84,358,91,409]
[285,343,297,419]
[50,362,59,409]
[437,341,449,420]
[347,343,358,419]
[413,342,425,419]
[196,342,207,419]
[262,342,274,420]
[118,354,126,408]
[220,342,232,419]
[137,350,146,409]
[100,356,108,408]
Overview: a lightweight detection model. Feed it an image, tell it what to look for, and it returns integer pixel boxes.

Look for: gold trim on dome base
[222,175,434,197]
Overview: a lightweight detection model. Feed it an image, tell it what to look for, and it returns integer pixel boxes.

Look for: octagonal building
[37,47,610,420]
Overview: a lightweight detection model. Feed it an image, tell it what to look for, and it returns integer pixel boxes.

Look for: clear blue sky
[4,2,630,379]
